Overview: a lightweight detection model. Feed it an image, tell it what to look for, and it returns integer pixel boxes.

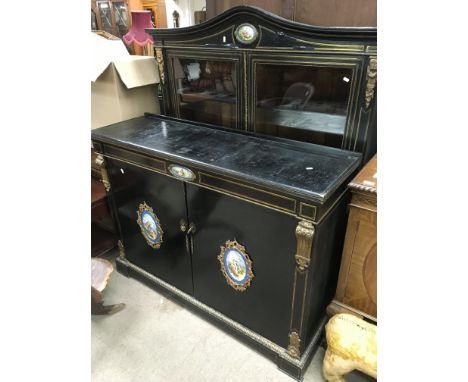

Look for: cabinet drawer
[104,145,167,174]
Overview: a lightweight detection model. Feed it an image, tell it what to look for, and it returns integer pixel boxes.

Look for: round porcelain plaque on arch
[234,23,258,44]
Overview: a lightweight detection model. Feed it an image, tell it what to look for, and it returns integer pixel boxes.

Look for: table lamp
[123,11,154,55]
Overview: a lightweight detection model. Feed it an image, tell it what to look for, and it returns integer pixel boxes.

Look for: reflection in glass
[113,2,129,38]
[91,10,98,30]
[98,2,113,34]
[255,64,353,148]
[173,58,237,128]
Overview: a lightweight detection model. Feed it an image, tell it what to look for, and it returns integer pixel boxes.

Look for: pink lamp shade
[123,11,154,46]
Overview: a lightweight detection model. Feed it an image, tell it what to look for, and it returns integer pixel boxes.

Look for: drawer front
[186,183,297,348]
[99,143,323,222]
[107,158,193,295]
[105,145,166,173]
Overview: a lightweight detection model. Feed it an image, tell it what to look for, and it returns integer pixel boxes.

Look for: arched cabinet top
[148,6,377,163]
[146,6,376,54]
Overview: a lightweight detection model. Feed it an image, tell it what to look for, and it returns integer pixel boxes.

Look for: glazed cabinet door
[247,53,369,153]
[165,50,243,130]
[186,183,297,348]
[107,159,193,295]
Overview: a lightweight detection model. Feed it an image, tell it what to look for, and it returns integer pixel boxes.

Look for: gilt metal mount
[95,154,111,192]
[365,57,377,109]
[294,220,315,272]
[287,330,301,359]
[155,48,165,84]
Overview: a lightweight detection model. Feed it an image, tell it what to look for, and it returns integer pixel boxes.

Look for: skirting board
[116,256,327,380]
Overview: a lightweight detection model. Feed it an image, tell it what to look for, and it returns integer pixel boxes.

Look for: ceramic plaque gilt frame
[168,164,196,181]
[136,202,164,249]
[218,240,254,291]
[235,23,258,44]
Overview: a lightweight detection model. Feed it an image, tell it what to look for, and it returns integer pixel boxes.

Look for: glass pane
[255,64,353,148]
[98,2,113,34]
[91,10,98,30]
[144,7,156,26]
[173,58,237,129]
[113,2,129,38]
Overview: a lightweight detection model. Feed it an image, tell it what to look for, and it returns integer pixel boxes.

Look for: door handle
[187,223,196,253]
[183,222,196,253]
[186,222,196,236]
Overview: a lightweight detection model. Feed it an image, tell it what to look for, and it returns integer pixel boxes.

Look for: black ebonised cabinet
[150,6,377,163]
[92,6,376,380]
[92,114,361,380]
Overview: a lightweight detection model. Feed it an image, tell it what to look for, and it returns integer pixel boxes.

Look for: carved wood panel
[334,205,377,319]
[363,243,377,305]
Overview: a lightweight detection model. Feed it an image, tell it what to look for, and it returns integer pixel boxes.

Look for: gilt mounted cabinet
[149,6,377,162]
[91,114,361,380]
[91,7,376,380]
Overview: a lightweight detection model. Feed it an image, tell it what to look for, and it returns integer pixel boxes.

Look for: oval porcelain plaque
[137,202,163,249]
[218,240,254,291]
[235,23,258,44]
[168,164,196,181]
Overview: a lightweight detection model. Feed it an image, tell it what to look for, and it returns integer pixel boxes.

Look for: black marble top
[92,115,361,203]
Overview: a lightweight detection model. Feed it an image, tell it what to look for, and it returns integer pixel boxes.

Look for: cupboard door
[166,52,242,130]
[186,183,297,348]
[107,159,193,295]
[338,206,377,318]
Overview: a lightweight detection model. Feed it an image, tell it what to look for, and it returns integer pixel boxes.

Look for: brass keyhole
[180,219,187,232]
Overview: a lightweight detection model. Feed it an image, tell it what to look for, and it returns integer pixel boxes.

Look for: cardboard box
[91,32,160,129]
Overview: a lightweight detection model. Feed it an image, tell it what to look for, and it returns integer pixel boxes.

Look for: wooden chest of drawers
[328,155,377,322]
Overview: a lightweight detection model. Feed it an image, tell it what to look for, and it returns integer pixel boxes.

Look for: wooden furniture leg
[91,258,125,315]
[91,286,125,315]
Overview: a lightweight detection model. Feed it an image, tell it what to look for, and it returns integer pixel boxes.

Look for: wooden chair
[91,258,125,315]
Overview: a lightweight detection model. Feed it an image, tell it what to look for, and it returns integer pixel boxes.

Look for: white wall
[193,0,206,12]
[165,0,206,28]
